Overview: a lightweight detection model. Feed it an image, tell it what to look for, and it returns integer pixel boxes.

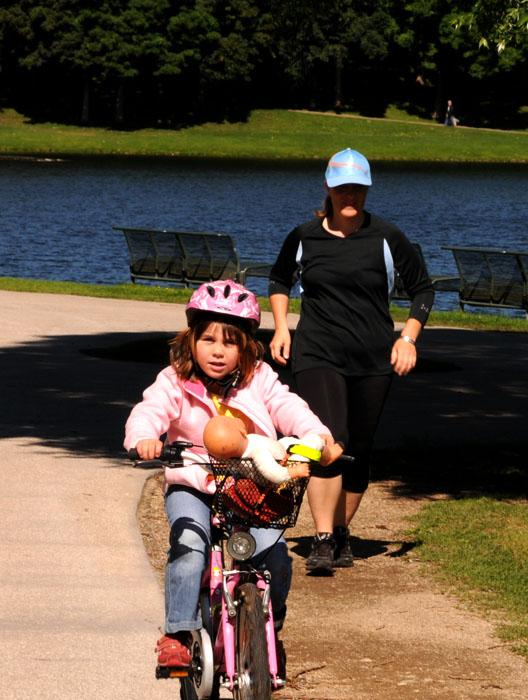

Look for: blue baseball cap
[325,148,372,188]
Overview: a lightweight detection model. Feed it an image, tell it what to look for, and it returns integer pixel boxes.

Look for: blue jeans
[164,485,292,634]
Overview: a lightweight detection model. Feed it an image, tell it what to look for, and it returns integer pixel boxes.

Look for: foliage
[268,0,397,113]
[0,0,274,124]
[0,1,527,127]
[453,0,528,53]
[392,0,528,125]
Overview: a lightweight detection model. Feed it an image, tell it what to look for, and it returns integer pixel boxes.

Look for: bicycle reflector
[227,531,257,561]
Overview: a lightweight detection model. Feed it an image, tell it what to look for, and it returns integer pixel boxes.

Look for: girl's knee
[168,519,208,561]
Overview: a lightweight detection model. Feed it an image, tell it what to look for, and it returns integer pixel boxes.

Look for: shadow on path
[2,324,526,496]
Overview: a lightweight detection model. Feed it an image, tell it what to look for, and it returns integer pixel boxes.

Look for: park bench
[442,245,528,318]
[115,226,272,287]
[392,241,460,301]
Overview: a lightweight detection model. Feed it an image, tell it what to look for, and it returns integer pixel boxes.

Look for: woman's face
[326,183,369,220]
[194,322,240,379]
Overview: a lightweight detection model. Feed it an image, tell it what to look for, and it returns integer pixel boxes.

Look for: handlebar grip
[126,441,196,468]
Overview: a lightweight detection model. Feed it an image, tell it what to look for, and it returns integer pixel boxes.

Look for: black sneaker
[333,526,355,567]
[305,533,336,573]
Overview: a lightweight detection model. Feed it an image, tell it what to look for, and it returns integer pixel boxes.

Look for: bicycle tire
[181,627,217,700]
[180,676,198,700]
[233,582,271,700]
[180,676,220,700]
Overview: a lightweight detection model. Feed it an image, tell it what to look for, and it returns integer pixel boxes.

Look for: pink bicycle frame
[206,543,280,692]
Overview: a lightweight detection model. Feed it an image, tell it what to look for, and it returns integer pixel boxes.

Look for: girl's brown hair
[169,313,265,384]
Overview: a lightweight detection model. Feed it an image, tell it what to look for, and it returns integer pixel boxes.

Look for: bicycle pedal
[156,665,190,679]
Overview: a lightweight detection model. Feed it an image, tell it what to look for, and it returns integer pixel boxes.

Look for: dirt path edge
[138,474,527,699]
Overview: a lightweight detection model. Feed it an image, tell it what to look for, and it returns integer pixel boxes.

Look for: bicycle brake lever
[132,459,165,469]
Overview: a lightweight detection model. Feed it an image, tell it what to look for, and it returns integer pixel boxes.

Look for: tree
[161,0,272,120]
[1,0,180,124]
[452,0,528,52]
[269,0,397,113]
[394,0,528,125]
[1,0,525,126]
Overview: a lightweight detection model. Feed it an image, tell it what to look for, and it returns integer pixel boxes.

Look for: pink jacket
[124,361,331,493]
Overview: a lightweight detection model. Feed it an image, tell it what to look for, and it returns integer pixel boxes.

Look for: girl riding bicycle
[124,280,333,671]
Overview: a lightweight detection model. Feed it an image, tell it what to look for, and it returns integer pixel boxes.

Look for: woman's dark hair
[169,313,265,384]
[314,195,332,219]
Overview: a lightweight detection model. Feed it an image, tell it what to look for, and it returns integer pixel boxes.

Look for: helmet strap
[195,366,241,398]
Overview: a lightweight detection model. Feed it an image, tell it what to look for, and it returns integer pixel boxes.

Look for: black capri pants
[295,369,392,493]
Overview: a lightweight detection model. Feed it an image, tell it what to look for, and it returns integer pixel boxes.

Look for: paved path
[0,291,282,700]
[1,290,527,699]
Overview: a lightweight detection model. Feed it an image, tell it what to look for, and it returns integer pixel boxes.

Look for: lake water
[1,156,527,312]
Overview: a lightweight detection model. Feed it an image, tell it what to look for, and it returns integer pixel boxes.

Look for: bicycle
[130,439,317,700]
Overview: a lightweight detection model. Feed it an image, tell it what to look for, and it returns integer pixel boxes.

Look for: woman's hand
[269,293,291,366]
[136,439,163,460]
[392,319,422,376]
[269,327,292,366]
[391,338,417,376]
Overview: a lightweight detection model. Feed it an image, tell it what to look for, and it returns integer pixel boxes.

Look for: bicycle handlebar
[128,440,195,468]
[128,440,354,469]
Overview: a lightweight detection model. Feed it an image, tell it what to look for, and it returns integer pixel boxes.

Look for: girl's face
[194,322,240,380]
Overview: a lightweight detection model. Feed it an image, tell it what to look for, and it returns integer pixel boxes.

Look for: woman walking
[268,148,435,574]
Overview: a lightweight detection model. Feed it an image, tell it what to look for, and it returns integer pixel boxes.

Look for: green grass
[1,107,527,162]
[408,497,528,658]
[0,276,194,305]
[1,276,527,331]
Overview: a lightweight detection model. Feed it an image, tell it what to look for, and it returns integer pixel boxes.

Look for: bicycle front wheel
[180,677,198,700]
[180,676,220,700]
[234,582,271,700]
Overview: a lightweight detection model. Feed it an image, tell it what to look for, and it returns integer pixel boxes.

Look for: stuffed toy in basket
[203,416,342,524]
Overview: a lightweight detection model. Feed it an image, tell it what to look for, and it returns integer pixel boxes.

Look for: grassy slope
[1,107,527,162]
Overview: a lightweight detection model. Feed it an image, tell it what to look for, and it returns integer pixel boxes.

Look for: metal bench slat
[115,226,271,288]
[443,245,528,316]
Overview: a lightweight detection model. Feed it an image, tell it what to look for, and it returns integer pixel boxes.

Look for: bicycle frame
[129,441,310,697]
[203,523,281,694]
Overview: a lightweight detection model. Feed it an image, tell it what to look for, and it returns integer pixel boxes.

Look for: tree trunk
[81,75,90,124]
[335,55,343,113]
[115,79,125,126]
[433,71,444,121]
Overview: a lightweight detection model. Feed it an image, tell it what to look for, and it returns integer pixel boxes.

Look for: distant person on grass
[444,100,457,126]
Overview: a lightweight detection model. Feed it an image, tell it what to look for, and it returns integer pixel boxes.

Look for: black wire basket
[210,457,309,529]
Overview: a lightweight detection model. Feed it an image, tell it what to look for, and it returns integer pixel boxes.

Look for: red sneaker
[155,632,192,668]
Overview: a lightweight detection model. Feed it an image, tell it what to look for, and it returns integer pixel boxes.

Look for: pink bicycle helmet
[185,280,261,331]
